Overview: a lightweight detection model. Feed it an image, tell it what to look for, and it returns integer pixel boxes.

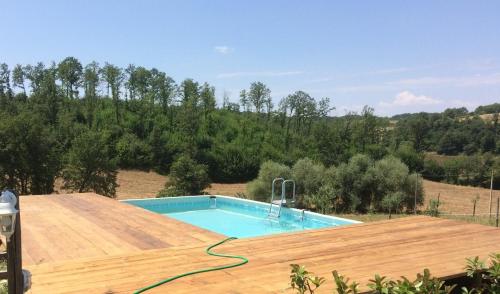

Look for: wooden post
[496,197,499,228]
[414,173,418,215]
[489,170,494,220]
[7,190,23,294]
[473,199,477,217]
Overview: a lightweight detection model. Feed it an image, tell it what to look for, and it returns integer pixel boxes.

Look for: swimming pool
[124,196,360,238]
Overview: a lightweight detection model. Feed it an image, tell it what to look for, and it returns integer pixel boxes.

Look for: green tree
[158,155,210,196]
[381,191,404,219]
[101,63,123,124]
[0,113,60,194]
[12,64,26,95]
[247,160,291,202]
[62,130,118,197]
[57,57,83,99]
[248,82,270,115]
[83,61,100,127]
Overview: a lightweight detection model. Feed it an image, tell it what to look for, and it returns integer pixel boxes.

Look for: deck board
[20,193,223,265]
[21,194,500,293]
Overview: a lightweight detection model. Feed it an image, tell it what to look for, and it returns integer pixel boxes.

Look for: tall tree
[239,89,250,112]
[57,57,83,99]
[0,112,60,194]
[12,64,26,95]
[248,82,270,115]
[200,82,216,118]
[0,63,12,100]
[83,61,100,127]
[101,63,123,124]
[24,62,45,93]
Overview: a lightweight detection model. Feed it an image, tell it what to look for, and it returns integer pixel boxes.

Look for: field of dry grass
[55,170,499,217]
[54,170,249,200]
[423,179,498,215]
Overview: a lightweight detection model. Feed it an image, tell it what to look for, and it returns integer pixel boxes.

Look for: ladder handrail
[282,179,296,203]
[276,179,295,217]
[269,177,284,214]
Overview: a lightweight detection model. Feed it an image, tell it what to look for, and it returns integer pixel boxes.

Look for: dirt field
[55,170,498,216]
[423,179,497,215]
[55,170,248,199]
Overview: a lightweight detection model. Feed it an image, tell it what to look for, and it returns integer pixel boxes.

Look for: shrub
[366,156,409,211]
[116,132,152,169]
[157,154,210,197]
[290,264,325,294]
[289,254,500,294]
[394,142,424,173]
[247,160,291,202]
[292,158,325,205]
[62,130,118,197]
[380,191,404,219]
[422,159,445,182]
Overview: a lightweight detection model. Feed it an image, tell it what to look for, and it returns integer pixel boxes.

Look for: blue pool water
[124,196,359,238]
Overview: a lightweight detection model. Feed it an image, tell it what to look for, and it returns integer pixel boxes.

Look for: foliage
[289,264,325,294]
[463,253,500,293]
[0,112,60,194]
[0,58,498,196]
[292,158,326,204]
[247,161,291,202]
[116,132,153,169]
[61,130,118,197]
[158,154,210,196]
[381,191,404,219]
[393,142,424,173]
[289,255,500,294]
[425,199,441,217]
[333,270,360,294]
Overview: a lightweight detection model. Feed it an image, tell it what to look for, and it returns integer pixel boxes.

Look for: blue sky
[1,0,500,116]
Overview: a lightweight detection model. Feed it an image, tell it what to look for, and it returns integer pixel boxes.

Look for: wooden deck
[20,193,223,265]
[21,194,500,293]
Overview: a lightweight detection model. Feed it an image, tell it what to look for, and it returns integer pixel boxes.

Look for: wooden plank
[24,215,500,294]
[20,193,223,266]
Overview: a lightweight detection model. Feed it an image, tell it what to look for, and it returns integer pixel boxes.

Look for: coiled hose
[134,237,248,293]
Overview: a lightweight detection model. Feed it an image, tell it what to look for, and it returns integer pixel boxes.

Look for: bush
[62,130,118,197]
[208,144,260,182]
[157,154,210,197]
[422,159,445,182]
[247,160,291,202]
[381,191,404,218]
[292,157,325,198]
[394,142,424,172]
[116,132,152,169]
[289,254,500,294]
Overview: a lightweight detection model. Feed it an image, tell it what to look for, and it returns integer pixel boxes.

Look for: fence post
[473,199,477,217]
[414,173,418,215]
[496,197,499,228]
[489,170,494,220]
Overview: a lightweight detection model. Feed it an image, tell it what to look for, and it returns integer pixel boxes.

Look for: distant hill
[390,103,499,122]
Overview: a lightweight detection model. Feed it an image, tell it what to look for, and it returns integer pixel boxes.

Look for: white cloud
[380,91,442,107]
[216,70,303,79]
[214,46,233,54]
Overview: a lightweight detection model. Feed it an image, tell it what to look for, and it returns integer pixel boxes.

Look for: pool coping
[120,194,362,225]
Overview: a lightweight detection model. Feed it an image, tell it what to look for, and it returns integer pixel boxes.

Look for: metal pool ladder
[268,178,296,218]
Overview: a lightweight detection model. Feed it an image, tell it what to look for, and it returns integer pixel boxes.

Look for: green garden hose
[133,237,248,293]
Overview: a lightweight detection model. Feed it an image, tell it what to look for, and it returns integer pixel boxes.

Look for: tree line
[0,57,498,197]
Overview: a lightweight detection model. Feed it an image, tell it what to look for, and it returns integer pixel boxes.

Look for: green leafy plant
[332,270,359,294]
[463,254,500,293]
[290,264,325,294]
[425,199,441,217]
